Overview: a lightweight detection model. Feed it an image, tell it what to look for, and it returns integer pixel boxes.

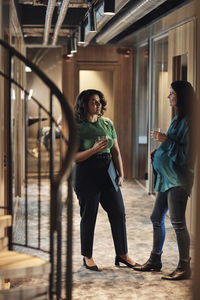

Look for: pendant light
[78,22,85,44]
[88,4,97,32]
[104,0,115,15]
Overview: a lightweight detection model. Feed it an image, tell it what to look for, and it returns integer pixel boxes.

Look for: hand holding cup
[151,128,167,142]
[93,136,108,152]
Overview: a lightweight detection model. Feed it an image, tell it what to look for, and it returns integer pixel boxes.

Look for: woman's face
[168,87,177,107]
[87,94,102,115]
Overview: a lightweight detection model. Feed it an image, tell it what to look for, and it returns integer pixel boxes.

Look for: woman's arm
[153,122,190,165]
[75,138,108,162]
[150,148,157,163]
[151,131,168,142]
[110,138,124,186]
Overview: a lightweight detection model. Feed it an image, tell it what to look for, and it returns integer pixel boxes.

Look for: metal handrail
[0,39,77,182]
[0,39,77,300]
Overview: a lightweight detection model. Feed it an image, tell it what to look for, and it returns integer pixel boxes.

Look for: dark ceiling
[15,0,89,45]
[14,0,190,47]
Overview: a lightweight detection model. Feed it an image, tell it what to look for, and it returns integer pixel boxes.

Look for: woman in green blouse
[74,89,135,271]
[134,81,195,280]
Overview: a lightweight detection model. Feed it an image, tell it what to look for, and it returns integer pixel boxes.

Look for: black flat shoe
[115,255,137,268]
[83,257,99,272]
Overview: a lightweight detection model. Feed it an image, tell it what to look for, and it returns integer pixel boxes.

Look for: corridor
[72,180,192,300]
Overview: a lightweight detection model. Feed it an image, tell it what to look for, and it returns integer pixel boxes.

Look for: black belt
[92,153,111,159]
[76,153,111,167]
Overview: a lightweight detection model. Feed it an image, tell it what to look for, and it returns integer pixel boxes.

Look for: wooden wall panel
[62,45,133,178]
[168,21,195,87]
[168,21,195,124]
[168,21,195,233]
[115,52,133,178]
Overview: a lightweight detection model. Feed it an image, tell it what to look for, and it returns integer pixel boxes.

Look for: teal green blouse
[77,117,117,154]
[152,115,194,194]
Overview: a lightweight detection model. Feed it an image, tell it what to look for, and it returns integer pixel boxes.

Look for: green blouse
[77,117,117,154]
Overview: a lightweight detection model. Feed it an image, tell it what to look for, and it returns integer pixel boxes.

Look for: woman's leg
[76,187,100,258]
[167,187,190,261]
[100,187,128,255]
[74,163,101,258]
[150,191,168,255]
[134,191,168,271]
[162,187,190,280]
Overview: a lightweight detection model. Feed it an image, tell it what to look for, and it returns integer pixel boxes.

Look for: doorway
[62,44,133,178]
[79,70,114,120]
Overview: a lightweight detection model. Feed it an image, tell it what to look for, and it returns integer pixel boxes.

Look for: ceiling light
[88,4,97,32]
[25,66,32,72]
[104,0,115,15]
[21,90,25,100]
[12,89,16,100]
[78,22,85,44]
[67,40,73,57]
[28,89,33,100]
[71,34,77,53]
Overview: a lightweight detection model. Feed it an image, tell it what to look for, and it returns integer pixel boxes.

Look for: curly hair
[74,89,107,122]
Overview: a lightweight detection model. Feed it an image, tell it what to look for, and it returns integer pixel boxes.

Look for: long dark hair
[74,89,107,122]
[171,80,195,127]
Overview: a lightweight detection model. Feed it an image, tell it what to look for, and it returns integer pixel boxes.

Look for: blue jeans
[151,187,190,261]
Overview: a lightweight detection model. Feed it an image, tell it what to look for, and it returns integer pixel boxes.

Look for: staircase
[0,214,50,299]
[0,39,77,299]
[0,215,11,251]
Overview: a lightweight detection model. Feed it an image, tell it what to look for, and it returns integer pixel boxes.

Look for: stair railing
[0,39,77,300]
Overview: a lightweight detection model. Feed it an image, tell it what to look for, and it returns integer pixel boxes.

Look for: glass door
[149,35,169,193]
[134,44,148,187]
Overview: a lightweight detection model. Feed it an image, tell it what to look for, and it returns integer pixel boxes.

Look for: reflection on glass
[151,36,169,193]
[135,45,148,186]
[173,54,188,81]
[181,54,188,81]
[152,36,169,136]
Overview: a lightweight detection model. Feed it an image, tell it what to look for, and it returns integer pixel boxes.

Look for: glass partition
[149,35,169,193]
[134,44,148,186]
[152,36,169,134]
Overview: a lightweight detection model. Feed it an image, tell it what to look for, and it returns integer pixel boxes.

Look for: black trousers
[74,154,128,257]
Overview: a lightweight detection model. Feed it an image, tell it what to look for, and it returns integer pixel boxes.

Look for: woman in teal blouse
[74,89,135,271]
[134,81,195,280]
